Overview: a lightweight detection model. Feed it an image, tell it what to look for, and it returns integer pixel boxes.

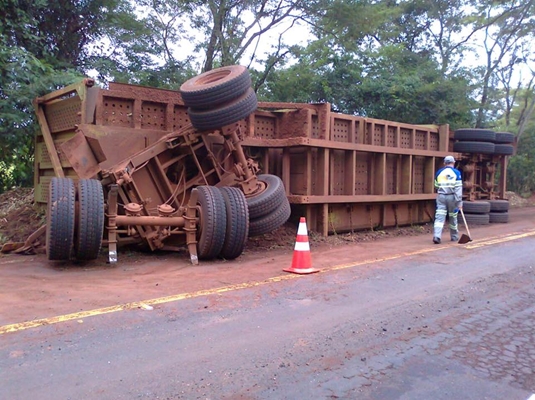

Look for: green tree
[0,0,129,191]
[472,0,535,128]
[356,46,476,126]
[2,0,130,70]
[261,0,476,127]
[187,0,314,72]
[0,46,81,191]
[493,81,535,194]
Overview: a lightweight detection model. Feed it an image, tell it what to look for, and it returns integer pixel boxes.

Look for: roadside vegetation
[1,0,534,194]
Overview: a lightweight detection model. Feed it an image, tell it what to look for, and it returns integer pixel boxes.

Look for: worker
[433,155,463,244]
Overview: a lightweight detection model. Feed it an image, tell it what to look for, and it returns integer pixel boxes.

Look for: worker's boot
[433,237,441,244]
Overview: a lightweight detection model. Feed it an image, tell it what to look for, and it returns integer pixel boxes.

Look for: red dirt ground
[1,206,534,328]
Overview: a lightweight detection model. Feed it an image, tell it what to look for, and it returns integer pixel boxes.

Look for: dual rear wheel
[195,186,249,260]
[46,177,104,261]
[195,175,292,258]
[47,175,290,261]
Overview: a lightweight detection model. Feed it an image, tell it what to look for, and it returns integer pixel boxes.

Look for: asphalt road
[1,221,535,399]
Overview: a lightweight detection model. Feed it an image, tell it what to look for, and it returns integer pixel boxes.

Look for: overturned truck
[36,66,291,264]
[30,66,512,264]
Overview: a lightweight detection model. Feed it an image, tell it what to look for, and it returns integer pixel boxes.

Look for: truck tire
[453,141,495,154]
[463,201,491,214]
[187,88,258,131]
[489,211,509,223]
[488,199,509,212]
[494,144,514,155]
[219,187,249,260]
[249,197,291,237]
[75,179,105,260]
[454,129,496,142]
[494,132,514,144]
[46,177,75,260]
[196,186,227,260]
[180,65,251,109]
[246,174,287,219]
[460,212,490,225]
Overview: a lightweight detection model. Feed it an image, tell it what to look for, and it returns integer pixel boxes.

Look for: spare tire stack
[453,128,514,226]
[453,129,496,154]
[179,65,258,131]
[179,66,291,239]
[460,199,511,226]
[452,128,515,156]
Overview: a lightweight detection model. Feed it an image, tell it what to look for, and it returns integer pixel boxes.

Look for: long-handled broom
[458,209,472,244]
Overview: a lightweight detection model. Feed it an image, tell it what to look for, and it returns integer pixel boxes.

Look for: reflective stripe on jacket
[434,166,462,202]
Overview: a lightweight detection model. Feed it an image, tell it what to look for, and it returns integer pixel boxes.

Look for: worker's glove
[454,208,459,213]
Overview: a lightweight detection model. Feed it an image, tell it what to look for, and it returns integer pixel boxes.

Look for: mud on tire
[246,174,287,219]
[196,186,227,260]
[75,179,105,261]
[46,177,76,260]
[219,187,249,260]
[180,65,251,109]
[248,197,291,237]
[188,88,258,131]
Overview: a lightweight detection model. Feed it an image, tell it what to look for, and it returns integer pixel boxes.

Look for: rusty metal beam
[115,215,187,227]
[498,156,507,198]
[438,124,450,152]
[34,105,65,178]
[242,137,457,158]
[35,79,94,104]
[287,194,436,204]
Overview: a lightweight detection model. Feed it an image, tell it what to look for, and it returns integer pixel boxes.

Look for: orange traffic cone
[283,217,319,275]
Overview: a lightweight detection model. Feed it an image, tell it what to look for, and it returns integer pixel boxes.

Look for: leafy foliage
[0,46,82,191]
[507,140,535,195]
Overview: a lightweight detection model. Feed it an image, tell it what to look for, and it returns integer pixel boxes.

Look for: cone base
[283,266,319,275]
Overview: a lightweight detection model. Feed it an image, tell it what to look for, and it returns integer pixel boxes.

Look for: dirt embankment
[0,188,45,243]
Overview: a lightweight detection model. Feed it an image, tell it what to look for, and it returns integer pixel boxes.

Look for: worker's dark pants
[433,194,459,240]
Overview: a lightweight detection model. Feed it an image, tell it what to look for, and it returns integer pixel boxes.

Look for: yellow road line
[2,229,534,335]
[466,231,535,249]
[0,275,295,335]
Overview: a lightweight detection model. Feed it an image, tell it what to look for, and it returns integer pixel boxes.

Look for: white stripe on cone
[297,221,308,236]
[294,241,310,251]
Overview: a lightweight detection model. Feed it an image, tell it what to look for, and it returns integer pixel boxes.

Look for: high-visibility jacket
[434,166,463,204]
